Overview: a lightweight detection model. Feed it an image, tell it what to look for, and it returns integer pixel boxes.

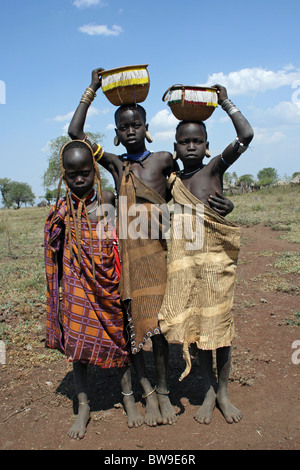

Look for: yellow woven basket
[162,84,218,121]
[100,65,150,106]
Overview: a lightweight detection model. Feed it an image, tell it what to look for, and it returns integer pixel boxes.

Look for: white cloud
[149,109,178,142]
[48,106,101,136]
[51,106,99,123]
[73,0,107,8]
[100,107,110,115]
[269,100,300,121]
[41,141,50,152]
[62,123,69,136]
[149,109,194,143]
[153,130,176,142]
[79,23,123,36]
[253,127,285,145]
[150,109,178,129]
[252,100,300,126]
[52,111,74,122]
[202,66,300,96]
[87,106,100,118]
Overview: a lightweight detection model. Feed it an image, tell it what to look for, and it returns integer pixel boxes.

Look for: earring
[114,135,120,146]
[172,151,178,160]
[146,130,154,143]
[205,148,211,158]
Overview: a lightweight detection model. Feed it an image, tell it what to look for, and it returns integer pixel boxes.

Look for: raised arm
[68,68,123,189]
[213,84,254,170]
[68,67,103,146]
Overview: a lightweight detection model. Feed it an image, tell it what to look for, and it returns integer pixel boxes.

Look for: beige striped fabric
[158,174,240,380]
[117,162,169,354]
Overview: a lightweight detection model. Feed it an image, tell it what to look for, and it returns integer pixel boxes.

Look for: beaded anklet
[121,391,134,396]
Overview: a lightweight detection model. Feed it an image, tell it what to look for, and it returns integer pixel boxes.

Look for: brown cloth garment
[158,174,240,380]
[117,161,169,353]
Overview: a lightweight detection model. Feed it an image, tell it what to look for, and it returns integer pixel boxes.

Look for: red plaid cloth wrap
[44,199,129,367]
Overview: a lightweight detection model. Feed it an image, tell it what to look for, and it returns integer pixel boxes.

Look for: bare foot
[144,392,163,426]
[123,395,144,428]
[68,403,90,439]
[194,389,216,424]
[156,392,177,425]
[217,394,242,423]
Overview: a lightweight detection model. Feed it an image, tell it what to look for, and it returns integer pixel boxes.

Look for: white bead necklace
[86,200,99,214]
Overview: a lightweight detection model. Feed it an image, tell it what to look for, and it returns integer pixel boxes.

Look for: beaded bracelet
[80,87,97,106]
[94,144,104,162]
[220,154,231,166]
[232,137,249,154]
[221,98,240,116]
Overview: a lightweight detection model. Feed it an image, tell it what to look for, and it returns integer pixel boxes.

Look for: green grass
[287,311,300,327]
[227,185,300,238]
[0,206,48,306]
[227,185,300,296]
[274,251,300,274]
[250,272,299,294]
[0,206,58,365]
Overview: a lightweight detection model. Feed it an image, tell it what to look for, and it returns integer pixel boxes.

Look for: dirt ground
[0,224,299,452]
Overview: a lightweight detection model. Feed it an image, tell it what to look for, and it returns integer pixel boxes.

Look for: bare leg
[216,346,242,423]
[68,362,90,439]
[194,350,216,424]
[131,349,163,426]
[151,334,177,424]
[118,366,143,427]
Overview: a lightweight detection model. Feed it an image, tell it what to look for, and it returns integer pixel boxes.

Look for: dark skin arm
[69,68,177,198]
[68,76,234,216]
[68,67,124,190]
[212,84,254,172]
[68,67,104,144]
[206,84,251,215]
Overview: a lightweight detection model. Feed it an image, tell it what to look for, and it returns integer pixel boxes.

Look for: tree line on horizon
[224,168,300,189]
[1,134,299,209]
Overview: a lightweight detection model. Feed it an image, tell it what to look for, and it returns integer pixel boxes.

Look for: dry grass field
[0,185,299,451]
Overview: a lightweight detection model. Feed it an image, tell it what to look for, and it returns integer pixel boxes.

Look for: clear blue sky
[1,0,300,203]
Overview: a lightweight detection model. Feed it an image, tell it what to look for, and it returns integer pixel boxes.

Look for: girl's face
[175,122,208,167]
[63,147,95,198]
[115,109,147,152]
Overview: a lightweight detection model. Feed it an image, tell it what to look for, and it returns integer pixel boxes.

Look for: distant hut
[37,200,48,207]
[290,175,300,184]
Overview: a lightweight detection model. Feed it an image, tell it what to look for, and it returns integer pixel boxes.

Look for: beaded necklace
[70,188,96,207]
[121,150,152,167]
[180,164,204,178]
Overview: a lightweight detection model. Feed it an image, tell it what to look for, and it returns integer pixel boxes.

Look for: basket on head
[162,84,218,121]
[100,65,150,106]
